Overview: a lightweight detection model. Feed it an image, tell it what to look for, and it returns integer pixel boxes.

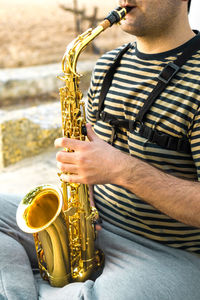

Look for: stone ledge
[0,60,96,100]
[0,102,62,168]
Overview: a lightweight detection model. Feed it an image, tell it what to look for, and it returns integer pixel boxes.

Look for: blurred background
[0,0,131,69]
[0,0,200,195]
[189,0,200,30]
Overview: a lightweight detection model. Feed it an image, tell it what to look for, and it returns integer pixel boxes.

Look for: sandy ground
[0,0,131,68]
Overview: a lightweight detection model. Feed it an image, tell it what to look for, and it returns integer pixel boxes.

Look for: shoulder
[186,49,200,69]
[94,43,134,71]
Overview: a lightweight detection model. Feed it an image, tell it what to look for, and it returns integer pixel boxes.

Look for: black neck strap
[135,34,200,124]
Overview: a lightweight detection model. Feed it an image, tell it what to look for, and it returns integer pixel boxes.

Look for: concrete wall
[0,61,95,168]
[0,61,95,99]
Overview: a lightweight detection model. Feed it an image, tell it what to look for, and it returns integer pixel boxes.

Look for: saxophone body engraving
[16,6,131,288]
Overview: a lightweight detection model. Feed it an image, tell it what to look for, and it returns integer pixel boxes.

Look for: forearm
[115,152,200,228]
[55,124,200,228]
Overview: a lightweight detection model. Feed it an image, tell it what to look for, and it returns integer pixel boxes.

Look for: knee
[0,193,21,222]
[0,193,22,237]
[0,193,21,207]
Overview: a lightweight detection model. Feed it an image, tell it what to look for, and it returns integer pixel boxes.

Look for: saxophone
[16,6,131,288]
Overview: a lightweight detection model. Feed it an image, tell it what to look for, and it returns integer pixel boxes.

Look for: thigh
[0,232,38,300]
[0,193,37,268]
[37,221,200,300]
[90,221,200,300]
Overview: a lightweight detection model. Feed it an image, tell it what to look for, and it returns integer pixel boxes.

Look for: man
[1,0,200,299]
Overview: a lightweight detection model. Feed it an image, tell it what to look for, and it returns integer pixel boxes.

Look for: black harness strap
[98,110,191,152]
[138,125,190,153]
[135,35,200,124]
[96,43,132,121]
[96,34,200,151]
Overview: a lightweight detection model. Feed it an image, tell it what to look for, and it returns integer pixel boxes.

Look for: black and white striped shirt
[87,34,200,255]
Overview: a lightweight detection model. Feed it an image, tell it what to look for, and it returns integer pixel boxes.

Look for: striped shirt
[86,34,200,255]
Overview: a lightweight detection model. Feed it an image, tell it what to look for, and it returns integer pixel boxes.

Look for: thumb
[86,123,99,142]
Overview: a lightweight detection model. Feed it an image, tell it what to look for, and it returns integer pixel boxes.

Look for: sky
[189,0,200,30]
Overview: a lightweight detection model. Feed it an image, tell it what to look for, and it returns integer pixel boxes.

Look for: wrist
[111,151,136,188]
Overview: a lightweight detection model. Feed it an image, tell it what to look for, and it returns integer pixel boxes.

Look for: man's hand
[55,124,200,228]
[54,123,122,185]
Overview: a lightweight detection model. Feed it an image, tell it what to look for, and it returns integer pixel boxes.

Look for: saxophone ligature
[16,6,131,288]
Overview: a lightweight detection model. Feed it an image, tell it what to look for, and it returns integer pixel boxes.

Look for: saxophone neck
[61,26,103,76]
[61,6,131,76]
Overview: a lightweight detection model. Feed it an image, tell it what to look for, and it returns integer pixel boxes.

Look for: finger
[60,173,82,183]
[56,151,77,163]
[54,138,65,148]
[95,224,102,231]
[54,137,87,151]
[86,123,99,142]
[93,215,102,231]
[57,162,78,174]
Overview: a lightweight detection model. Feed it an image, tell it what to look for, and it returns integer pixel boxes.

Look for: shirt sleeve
[190,106,200,180]
[86,70,97,126]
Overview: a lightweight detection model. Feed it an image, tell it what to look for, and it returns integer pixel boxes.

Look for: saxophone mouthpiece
[104,6,132,26]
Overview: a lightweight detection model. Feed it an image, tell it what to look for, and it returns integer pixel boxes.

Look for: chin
[120,21,133,33]
[120,19,145,37]
[120,24,138,36]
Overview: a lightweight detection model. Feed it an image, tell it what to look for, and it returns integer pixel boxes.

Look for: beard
[120,1,182,38]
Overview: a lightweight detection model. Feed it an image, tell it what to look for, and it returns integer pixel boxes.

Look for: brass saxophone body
[16,6,131,288]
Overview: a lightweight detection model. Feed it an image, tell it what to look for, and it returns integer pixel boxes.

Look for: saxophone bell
[16,184,63,234]
[16,184,72,287]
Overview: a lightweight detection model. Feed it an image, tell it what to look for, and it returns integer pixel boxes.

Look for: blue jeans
[1,193,200,300]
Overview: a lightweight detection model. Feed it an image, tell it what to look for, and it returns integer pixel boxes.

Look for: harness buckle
[158,62,180,84]
[128,120,136,132]
[96,111,101,120]
[100,111,107,122]
[176,137,190,153]
[108,126,118,145]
